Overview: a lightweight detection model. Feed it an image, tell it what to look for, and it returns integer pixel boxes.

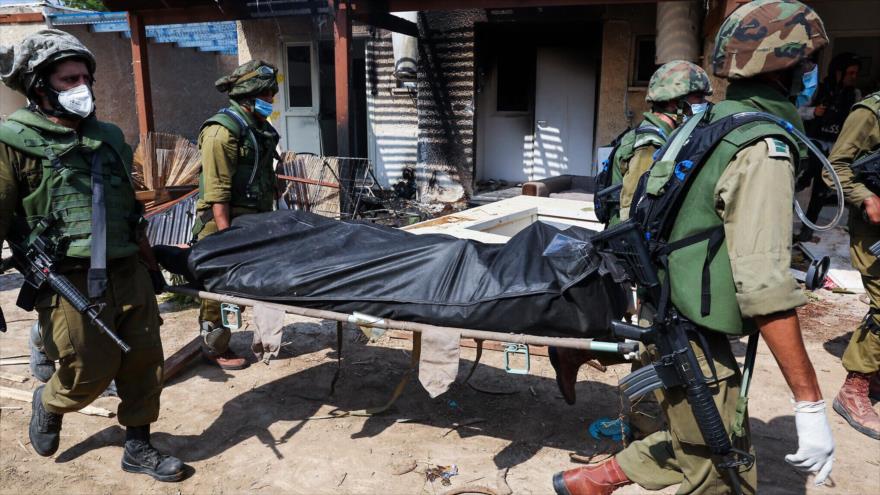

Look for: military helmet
[215,59,279,98]
[0,29,96,96]
[712,0,828,79]
[646,60,713,103]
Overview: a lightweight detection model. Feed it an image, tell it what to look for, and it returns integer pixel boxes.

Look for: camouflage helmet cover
[646,60,713,103]
[0,29,96,95]
[712,0,828,79]
[215,59,279,98]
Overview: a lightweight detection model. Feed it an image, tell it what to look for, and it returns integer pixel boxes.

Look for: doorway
[475,22,601,183]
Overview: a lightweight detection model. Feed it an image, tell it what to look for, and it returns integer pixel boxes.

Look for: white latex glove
[785,399,835,485]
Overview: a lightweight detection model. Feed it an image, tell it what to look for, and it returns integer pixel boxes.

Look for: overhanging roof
[101,0,329,24]
[104,0,666,24]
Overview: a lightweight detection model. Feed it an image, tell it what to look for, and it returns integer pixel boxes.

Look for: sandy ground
[1,267,879,495]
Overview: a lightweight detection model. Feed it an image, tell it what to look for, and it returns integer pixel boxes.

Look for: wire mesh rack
[276,153,428,225]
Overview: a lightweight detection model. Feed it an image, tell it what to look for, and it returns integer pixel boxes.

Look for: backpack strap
[638,111,800,317]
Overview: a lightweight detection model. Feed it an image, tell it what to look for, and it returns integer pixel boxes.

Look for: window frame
[631,35,658,87]
[282,41,320,116]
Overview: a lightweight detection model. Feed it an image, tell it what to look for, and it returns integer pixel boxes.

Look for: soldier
[0,30,184,481]
[553,1,834,493]
[617,60,713,224]
[193,60,280,370]
[824,91,880,439]
[551,61,712,406]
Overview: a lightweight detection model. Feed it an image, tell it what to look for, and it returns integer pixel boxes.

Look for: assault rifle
[588,221,752,494]
[0,220,130,352]
[593,183,623,225]
[851,149,880,196]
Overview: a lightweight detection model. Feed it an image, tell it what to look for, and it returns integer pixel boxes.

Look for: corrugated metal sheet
[46,12,238,54]
[145,190,198,246]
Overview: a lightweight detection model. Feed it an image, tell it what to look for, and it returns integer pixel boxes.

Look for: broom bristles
[132,132,202,191]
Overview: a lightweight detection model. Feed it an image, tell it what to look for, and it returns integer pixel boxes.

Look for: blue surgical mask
[253,98,273,118]
[689,102,709,116]
[796,65,818,107]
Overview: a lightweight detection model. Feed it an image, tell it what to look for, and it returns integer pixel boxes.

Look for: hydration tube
[736,111,845,232]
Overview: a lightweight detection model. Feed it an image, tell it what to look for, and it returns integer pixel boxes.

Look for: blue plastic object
[588,417,631,441]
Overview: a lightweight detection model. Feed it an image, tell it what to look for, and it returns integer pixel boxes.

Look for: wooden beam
[162,335,203,383]
[1,386,114,417]
[128,12,154,138]
[333,1,353,157]
[354,12,419,37]
[0,12,44,24]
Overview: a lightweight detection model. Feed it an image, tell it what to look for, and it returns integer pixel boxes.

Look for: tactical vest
[853,91,880,123]
[631,100,801,335]
[0,110,139,260]
[198,106,279,213]
[595,116,667,226]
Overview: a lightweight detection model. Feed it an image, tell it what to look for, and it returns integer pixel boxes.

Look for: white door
[476,56,533,183]
[531,46,595,180]
[280,42,322,154]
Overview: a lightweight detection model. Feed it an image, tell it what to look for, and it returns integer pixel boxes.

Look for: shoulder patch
[764,137,790,159]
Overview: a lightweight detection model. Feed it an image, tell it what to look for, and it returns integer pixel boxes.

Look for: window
[632,36,658,86]
[286,45,314,108]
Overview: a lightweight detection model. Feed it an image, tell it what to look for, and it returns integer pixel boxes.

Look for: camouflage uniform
[619,61,712,222]
[0,29,163,428]
[195,60,279,357]
[554,2,832,494]
[822,92,880,439]
[0,30,183,481]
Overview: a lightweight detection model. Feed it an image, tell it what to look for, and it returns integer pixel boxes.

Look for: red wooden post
[128,12,154,138]
[333,1,353,157]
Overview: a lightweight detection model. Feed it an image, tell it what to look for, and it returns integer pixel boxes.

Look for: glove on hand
[785,399,834,485]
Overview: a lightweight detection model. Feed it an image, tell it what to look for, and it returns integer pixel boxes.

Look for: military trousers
[36,256,164,426]
[194,207,258,352]
[616,331,757,495]
[842,213,880,374]
[196,217,230,350]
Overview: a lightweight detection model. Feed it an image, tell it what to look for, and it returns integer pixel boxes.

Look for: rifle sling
[88,151,108,299]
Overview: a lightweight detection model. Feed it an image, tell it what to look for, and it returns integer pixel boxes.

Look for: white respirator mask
[54,83,95,118]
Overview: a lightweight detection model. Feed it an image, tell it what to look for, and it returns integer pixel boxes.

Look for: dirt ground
[1,267,879,495]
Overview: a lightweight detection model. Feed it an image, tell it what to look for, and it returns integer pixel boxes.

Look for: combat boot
[552,457,632,495]
[200,321,248,370]
[29,385,62,456]
[548,347,593,405]
[29,321,55,383]
[121,426,185,482]
[833,372,880,439]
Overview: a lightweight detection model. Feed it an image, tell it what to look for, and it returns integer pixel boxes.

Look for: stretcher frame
[169,286,637,355]
[168,285,636,415]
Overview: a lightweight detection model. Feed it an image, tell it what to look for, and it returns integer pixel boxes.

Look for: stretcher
[167,285,638,415]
